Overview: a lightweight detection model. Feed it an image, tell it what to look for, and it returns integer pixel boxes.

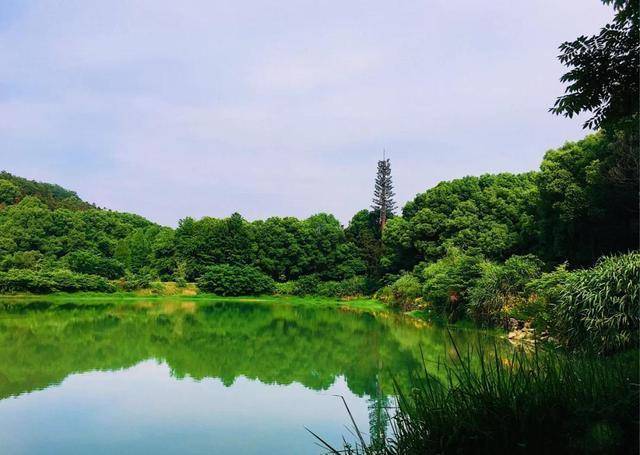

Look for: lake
[0,298,494,454]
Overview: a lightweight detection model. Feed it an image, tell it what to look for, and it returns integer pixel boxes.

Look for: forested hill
[0,171,157,281]
[0,130,636,299]
[0,171,95,210]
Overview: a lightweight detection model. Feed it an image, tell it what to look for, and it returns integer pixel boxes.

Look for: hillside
[0,171,94,210]
[0,171,158,286]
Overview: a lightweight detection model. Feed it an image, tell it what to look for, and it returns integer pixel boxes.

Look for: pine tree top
[371,158,397,215]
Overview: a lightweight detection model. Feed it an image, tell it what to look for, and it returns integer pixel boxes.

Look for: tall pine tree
[371,157,397,229]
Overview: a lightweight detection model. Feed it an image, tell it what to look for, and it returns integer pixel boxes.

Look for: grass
[314,338,639,454]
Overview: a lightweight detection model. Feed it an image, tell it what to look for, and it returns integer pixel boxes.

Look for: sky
[0,0,612,226]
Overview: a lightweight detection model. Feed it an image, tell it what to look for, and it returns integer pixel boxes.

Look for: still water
[0,299,490,454]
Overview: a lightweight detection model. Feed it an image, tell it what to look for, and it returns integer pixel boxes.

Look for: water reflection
[0,299,493,453]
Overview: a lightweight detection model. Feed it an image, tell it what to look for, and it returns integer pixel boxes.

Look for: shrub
[273,276,370,298]
[0,269,53,293]
[174,261,188,287]
[524,264,572,329]
[379,274,422,310]
[421,249,484,320]
[0,251,44,271]
[316,280,341,297]
[148,281,166,295]
[0,268,115,293]
[554,252,640,354]
[118,271,153,291]
[467,254,543,326]
[292,274,321,296]
[196,264,275,296]
[274,281,296,295]
[317,276,368,298]
[53,269,115,292]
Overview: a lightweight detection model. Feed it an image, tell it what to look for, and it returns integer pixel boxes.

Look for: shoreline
[0,291,388,312]
[0,292,512,338]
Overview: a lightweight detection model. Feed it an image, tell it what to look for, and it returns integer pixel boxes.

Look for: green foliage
[175,213,255,280]
[371,158,397,227]
[118,270,153,291]
[64,250,124,279]
[379,217,415,272]
[0,177,370,294]
[324,343,639,454]
[0,186,157,293]
[379,274,422,310]
[316,276,369,298]
[175,213,364,283]
[173,261,188,288]
[467,255,543,326]
[0,179,19,205]
[536,132,638,266]
[0,250,45,271]
[421,249,484,320]
[196,264,275,296]
[345,210,383,278]
[0,269,115,293]
[545,0,639,270]
[0,237,16,255]
[0,171,92,210]
[274,280,296,295]
[150,228,178,280]
[253,216,306,280]
[554,252,640,354]
[550,0,638,130]
[300,213,365,280]
[289,274,373,298]
[524,264,572,329]
[291,274,322,296]
[115,227,157,273]
[384,173,537,272]
[0,114,637,321]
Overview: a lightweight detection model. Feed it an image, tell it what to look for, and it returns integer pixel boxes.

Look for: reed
[313,339,639,454]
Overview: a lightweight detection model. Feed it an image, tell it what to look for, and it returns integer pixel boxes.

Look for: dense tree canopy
[0,190,154,282]
[345,209,383,279]
[174,212,365,282]
[174,214,255,280]
[0,174,369,290]
[0,172,93,210]
[370,0,639,337]
[0,179,19,205]
[0,130,635,297]
[536,132,638,265]
[383,173,538,272]
[197,264,275,296]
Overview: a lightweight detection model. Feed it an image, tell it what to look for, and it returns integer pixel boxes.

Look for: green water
[0,298,496,454]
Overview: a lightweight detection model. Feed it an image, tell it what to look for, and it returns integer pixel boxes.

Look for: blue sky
[0,0,611,226]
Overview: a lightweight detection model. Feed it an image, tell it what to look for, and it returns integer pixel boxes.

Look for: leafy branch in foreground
[550,0,638,130]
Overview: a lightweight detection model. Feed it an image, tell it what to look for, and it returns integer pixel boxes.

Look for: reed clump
[315,341,639,454]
